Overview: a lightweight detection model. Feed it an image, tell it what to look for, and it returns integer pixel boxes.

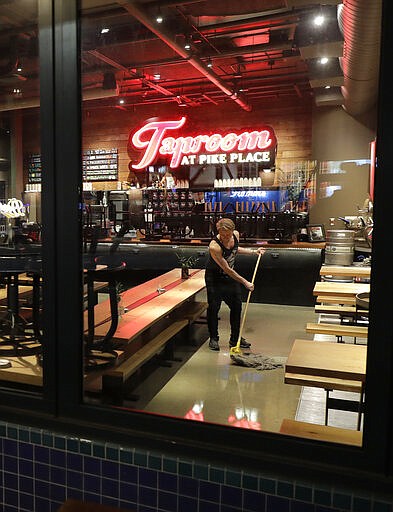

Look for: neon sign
[129,117,277,170]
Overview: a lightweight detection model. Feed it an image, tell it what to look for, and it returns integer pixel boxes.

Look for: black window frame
[0,0,392,493]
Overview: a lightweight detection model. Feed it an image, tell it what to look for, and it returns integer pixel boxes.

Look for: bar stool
[0,253,42,357]
[83,254,127,371]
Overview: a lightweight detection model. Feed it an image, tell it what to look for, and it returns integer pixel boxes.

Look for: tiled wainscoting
[0,421,392,512]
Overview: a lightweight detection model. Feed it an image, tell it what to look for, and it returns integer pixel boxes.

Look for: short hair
[216,218,235,231]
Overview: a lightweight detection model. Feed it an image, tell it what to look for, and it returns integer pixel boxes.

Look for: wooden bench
[0,281,107,309]
[97,299,208,400]
[83,281,108,303]
[85,269,207,400]
[285,372,364,429]
[280,418,362,446]
[316,295,356,305]
[0,285,35,306]
[1,270,207,396]
[306,322,368,343]
[313,281,370,298]
[101,319,189,397]
[319,265,371,279]
[0,354,43,387]
[285,372,363,393]
[314,304,369,323]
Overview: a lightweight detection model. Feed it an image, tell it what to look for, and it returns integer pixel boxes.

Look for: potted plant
[115,281,127,317]
[175,249,199,279]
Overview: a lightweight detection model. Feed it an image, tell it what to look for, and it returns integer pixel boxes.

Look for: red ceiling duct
[338,0,382,116]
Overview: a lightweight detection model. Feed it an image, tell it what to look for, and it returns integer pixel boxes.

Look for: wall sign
[27,153,42,183]
[27,149,119,183]
[129,117,277,170]
[82,148,118,181]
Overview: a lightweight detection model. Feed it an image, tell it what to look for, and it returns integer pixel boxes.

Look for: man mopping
[205,217,265,351]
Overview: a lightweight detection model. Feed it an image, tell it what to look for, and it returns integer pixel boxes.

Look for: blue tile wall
[0,420,392,512]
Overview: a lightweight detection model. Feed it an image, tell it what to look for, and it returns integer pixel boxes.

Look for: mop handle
[250,250,262,284]
[237,251,262,344]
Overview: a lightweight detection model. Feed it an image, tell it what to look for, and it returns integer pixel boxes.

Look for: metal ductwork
[116,0,253,112]
[338,0,382,116]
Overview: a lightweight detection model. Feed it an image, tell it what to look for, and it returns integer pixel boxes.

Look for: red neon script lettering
[131,117,187,169]
[131,118,275,169]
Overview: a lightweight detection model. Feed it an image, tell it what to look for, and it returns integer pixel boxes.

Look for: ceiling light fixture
[156,9,163,23]
[207,58,213,68]
[320,57,329,65]
[184,37,191,50]
[101,27,110,34]
[176,96,187,107]
[314,15,325,26]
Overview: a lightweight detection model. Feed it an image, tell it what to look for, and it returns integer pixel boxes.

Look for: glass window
[0,0,43,397]
[79,0,378,447]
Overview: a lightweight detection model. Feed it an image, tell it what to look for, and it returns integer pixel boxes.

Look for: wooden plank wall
[21,96,313,190]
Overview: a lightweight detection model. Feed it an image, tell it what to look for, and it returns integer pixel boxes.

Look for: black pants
[205,274,242,342]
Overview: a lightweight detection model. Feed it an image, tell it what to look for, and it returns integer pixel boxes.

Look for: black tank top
[206,235,238,279]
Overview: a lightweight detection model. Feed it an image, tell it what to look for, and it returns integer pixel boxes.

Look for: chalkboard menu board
[27,153,42,183]
[27,148,119,183]
[82,148,118,181]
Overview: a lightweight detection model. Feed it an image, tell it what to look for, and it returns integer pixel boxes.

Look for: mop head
[230,352,286,371]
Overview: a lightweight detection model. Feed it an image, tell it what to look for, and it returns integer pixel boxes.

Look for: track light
[156,8,163,23]
[184,36,191,50]
[176,95,187,107]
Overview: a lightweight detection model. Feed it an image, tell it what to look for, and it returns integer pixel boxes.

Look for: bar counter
[89,236,325,250]
[91,240,323,307]
[1,239,324,307]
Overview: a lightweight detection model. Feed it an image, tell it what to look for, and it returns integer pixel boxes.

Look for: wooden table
[0,269,207,394]
[285,339,367,429]
[320,265,371,279]
[313,281,370,299]
[286,339,367,381]
[85,268,207,400]
[90,268,206,341]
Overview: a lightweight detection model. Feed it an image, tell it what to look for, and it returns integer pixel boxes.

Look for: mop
[230,252,262,356]
[229,251,286,370]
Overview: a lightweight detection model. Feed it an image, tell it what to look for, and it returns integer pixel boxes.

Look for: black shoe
[229,337,251,349]
[209,338,220,351]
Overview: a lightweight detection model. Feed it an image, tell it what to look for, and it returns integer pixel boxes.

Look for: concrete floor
[89,293,364,436]
[141,299,318,433]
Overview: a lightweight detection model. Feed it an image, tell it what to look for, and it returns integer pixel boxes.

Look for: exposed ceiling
[0,0,382,116]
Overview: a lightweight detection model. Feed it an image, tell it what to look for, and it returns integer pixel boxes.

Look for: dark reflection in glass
[0,1,42,393]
